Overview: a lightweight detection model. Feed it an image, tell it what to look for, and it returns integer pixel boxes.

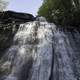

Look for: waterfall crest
[0,17,80,80]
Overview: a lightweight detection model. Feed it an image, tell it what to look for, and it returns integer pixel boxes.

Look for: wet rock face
[0,10,35,24]
[0,17,80,80]
[0,11,35,57]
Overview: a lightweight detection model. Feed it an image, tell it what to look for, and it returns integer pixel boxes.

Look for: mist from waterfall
[0,17,80,80]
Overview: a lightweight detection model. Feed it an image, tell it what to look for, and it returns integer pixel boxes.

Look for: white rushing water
[0,17,80,80]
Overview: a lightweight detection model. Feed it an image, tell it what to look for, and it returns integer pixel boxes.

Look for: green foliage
[0,0,8,11]
[38,0,80,26]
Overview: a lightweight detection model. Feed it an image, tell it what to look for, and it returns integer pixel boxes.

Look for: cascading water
[0,17,80,80]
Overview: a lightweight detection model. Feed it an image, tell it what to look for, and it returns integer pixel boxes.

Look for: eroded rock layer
[0,17,80,80]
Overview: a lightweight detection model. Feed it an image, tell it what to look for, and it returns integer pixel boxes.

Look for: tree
[0,0,8,11]
[38,0,80,26]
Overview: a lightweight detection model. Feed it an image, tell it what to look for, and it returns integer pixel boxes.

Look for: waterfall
[0,17,80,80]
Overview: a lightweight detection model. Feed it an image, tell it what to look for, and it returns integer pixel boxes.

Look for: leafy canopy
[38,0,80,26]
[0,0,8,11]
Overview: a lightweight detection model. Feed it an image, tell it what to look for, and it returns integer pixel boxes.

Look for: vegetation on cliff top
[38,0,80,27]
[0,0,8,11]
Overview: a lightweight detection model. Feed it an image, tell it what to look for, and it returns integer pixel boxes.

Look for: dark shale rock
[0,11,35,58]
[0,10,35,24]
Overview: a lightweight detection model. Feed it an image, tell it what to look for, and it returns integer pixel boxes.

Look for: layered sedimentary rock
[0,10,35,24]
[0,17,80,80]
[0,11,35,58]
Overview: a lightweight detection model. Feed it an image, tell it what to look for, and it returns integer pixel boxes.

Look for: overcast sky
[7,0,42,16]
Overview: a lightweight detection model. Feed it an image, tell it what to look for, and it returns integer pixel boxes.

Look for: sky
[7,0,43,16]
